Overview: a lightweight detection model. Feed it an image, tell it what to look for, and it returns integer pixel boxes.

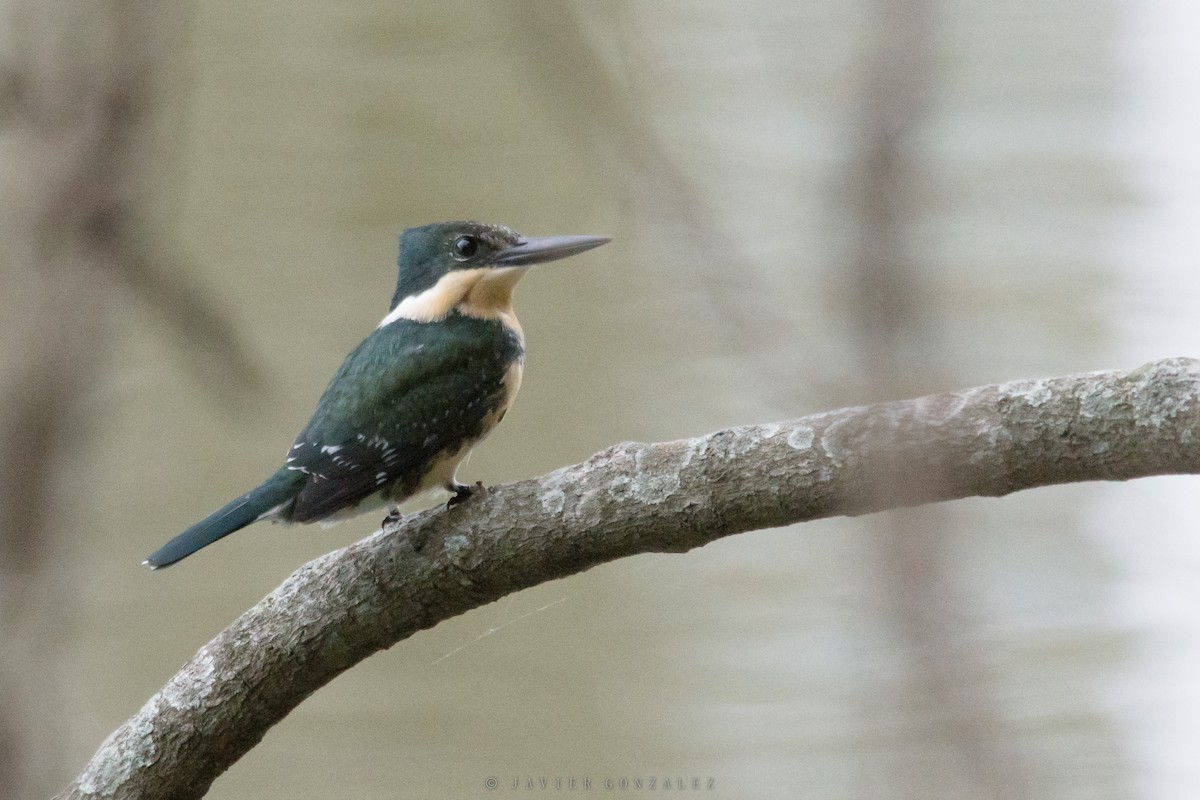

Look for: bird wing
[283,314,522,522]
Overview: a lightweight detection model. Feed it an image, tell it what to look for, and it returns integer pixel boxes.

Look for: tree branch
[59,358,1200,799]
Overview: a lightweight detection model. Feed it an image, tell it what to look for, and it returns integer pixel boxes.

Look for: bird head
[384,221,609,323]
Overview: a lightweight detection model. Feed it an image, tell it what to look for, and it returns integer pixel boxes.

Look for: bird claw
[381,508,402,527]
[446,481,487,509]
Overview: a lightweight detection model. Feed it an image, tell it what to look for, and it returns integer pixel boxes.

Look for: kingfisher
[144,221,609,569]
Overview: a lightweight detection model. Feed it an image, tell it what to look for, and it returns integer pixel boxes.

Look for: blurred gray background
[2,1,1199,798]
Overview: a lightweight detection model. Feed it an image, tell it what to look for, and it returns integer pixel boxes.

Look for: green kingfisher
[144,221,609,569]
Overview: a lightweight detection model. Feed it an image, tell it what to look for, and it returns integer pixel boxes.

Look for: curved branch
[59,358,1200,799]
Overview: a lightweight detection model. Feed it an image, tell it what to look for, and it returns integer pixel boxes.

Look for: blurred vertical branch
[847,1,1031,798]
[0,2,258,795]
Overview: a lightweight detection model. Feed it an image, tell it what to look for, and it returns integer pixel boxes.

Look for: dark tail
[144,469,302,569]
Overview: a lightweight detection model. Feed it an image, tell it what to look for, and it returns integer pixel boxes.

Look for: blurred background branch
[845,1,1030,797]
[0,3,260,797]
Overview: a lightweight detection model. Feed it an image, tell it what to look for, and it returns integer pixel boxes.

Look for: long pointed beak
[491,234,610,267]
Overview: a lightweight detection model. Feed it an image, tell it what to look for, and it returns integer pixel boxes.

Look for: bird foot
[446,480,487,509]
[381,508,402,528]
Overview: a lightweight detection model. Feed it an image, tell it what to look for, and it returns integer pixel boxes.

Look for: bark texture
[58,358,1200,800]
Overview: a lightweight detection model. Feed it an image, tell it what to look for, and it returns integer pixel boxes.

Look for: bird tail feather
[144,469,302,569]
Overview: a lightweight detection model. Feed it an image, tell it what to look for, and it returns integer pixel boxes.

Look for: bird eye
[452,235,479,260]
